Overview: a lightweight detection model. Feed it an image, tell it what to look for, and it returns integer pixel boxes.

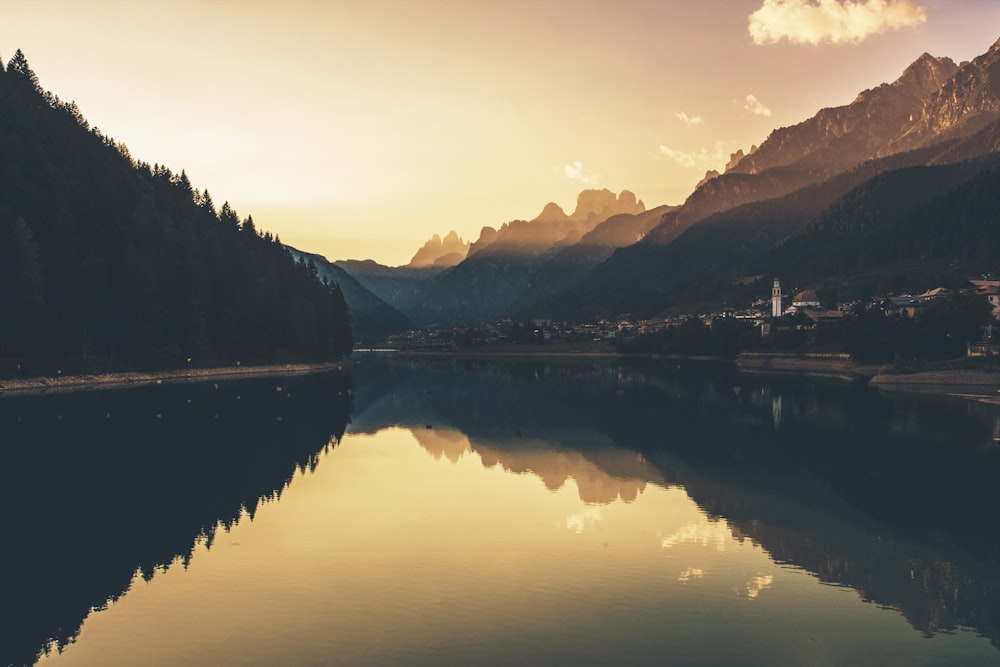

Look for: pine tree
[6,49,42,93]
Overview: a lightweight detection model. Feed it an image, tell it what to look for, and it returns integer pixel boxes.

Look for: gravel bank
[0,361,345,396]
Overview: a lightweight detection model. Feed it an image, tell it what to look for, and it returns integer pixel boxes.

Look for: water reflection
[349,355,1000,652]
[4,355,1000,666]
[1,372,352,667]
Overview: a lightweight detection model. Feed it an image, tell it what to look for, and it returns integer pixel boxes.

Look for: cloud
[744,94,772,117]
[658,142,733,171]
[563,160,599,185]
[675,111,703,126]
[748,0,927,45]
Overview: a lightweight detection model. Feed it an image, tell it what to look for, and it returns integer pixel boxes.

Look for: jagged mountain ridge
[890,37,1000,152]
[538,37,1000,319]
[644,51,962,246]
[331,37,1000,328]
[407,230,469,268]
[407,190,650,326]
[334,188,650,327]
[541,126,1000,320]
[468,188,645,256]
[729,52,959,177]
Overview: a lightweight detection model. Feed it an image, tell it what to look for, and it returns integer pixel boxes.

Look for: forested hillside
[0,51,352,377]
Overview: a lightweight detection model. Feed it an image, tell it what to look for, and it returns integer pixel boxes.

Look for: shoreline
[9,350,1000,398]
[0,361,345,397]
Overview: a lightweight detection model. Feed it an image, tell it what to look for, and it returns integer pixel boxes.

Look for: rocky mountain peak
[533,201,569,223]
[724,49,960,180]
[407,230,470,268]
[895,52,958,94]
[889,37,1000,152]
[570,188,645,223]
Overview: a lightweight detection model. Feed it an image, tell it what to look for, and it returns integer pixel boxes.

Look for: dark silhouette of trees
[0,51,352,376]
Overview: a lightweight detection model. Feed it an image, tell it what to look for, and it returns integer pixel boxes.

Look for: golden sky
[3,0,1000,265]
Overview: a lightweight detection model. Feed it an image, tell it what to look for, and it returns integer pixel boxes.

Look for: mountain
[332,188,648,327]
[407,230,469,268]
[334,258,445,317]
[0,50,352,375]
[642,52,960,249]
[730,53,959,177]
[403,189,647,325]
[540,39,1000,320]
[469,188,645,255]
[285,246,410,342]
[511,204,676,315]
[890,38,1000,153]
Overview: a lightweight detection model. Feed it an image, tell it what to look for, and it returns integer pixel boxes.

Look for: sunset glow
[2,0,998,265]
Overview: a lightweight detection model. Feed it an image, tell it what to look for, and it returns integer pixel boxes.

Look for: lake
[3,354,1000,666]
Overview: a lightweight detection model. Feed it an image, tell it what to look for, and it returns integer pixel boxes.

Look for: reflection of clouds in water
[660,518,732,552]
[742,574,774,600]
[566,508,603,534]
[677,567,704,583]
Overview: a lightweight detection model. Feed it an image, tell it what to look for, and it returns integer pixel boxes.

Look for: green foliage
[0,51,352,376]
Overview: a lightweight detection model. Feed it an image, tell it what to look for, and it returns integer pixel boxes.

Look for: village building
[964,279,1000,320]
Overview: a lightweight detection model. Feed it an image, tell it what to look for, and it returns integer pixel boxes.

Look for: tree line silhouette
[0,50,352,377]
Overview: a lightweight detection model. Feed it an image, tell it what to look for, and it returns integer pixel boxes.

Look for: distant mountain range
[321,35,1000,330]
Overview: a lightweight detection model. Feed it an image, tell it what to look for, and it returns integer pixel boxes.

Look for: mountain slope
[543,141,1000,318]
[334,259,445,317]
[512,204,676,316]
[0,50,352,374]
[286,247,410,342]
[544,40,1000,319]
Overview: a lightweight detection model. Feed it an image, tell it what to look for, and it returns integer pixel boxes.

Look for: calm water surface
[3,356,1000,666]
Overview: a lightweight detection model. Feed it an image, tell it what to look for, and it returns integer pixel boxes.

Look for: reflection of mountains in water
[1,371,352,667]
[349,354,1000,649]
[411,426,660,504]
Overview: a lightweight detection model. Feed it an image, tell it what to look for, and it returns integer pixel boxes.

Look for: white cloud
[748,0,927,46]
[563,160,599,185]
[658,142,733,171]
[744,94,773,117]
[675,111,703,126]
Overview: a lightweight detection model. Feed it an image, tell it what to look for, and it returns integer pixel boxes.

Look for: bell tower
[771,278,782,318]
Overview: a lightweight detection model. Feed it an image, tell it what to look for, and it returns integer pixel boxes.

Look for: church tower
[771,278,782,318]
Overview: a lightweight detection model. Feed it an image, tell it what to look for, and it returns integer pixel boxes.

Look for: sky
[2,0,1000,266]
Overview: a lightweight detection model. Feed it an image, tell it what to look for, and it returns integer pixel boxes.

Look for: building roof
[917,287,952,300]
[792,290,820,304]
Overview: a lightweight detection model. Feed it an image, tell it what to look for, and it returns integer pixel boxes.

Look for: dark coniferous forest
[0,50,353,377]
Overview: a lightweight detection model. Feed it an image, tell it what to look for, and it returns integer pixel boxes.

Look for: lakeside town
[376,277,1000,361]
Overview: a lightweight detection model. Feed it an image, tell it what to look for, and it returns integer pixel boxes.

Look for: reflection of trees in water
[0,372,352,667]
[350,355,1000,649]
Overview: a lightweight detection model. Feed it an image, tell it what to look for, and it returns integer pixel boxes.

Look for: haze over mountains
[308,35,1000,333]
